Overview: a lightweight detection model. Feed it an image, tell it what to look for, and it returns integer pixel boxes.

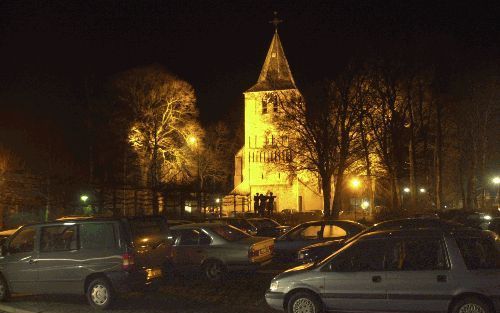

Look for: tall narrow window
[262,99,268,114]
[273,95,279,112]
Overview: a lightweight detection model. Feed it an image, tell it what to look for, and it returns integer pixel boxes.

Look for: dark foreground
[0,269,283,313]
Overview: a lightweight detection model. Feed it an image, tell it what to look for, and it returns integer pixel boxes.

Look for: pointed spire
[247,15,296,92]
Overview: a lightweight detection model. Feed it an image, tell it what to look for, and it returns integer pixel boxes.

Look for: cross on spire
[269,11,282,31]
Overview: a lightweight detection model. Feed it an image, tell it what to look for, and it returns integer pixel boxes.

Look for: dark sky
[0,0,499,152]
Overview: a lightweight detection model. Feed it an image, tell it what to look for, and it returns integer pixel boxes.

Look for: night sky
[1,0,499,158]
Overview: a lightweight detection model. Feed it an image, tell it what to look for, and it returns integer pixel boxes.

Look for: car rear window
[210,225,250,241]
[249,219,279,228]
[456,237,499,270]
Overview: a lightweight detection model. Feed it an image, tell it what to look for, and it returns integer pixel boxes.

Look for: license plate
[147,268,163,279]
[259,247,270,255]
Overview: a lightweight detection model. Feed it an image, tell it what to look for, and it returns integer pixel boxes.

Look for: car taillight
[122,252,135,271]
[249,248,260,259]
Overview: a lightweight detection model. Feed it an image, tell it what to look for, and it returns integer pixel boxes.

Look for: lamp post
[188,136,202,216]
[493,177,500,211]
[350,178,362,220]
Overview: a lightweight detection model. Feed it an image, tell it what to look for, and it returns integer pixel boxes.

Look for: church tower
[232,21,323,212]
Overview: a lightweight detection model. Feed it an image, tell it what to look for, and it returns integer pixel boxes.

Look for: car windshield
[210,224,250,241]
[249,218,279,228]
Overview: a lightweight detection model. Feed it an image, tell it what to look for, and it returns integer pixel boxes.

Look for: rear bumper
[106,269,162,293]
[265,290,285,310]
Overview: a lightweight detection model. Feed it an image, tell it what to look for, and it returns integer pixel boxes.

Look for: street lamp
[419,188,426,193]
[80,195,89,202]
[493,177,500,185]
[403,187,410,193]
[350,178,361,189]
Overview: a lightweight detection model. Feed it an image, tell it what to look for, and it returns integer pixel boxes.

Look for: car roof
[359,227,492,240]
[170,222,226,230]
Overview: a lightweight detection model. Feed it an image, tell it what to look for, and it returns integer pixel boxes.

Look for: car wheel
[287,291,323,313]
[86,277,114,310]
[452,297,492,313]
[0,276,9,301]
[203,260,226,282]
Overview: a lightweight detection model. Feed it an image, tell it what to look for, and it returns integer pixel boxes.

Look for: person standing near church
[268,192,275,216]
[258,193,267,217]
[253,193,259,214]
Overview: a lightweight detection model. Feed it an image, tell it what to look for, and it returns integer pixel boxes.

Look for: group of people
[253,192,276,216]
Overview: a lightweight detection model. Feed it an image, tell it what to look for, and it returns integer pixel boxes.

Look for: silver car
[169,223,274,281]
[266,228,500,313]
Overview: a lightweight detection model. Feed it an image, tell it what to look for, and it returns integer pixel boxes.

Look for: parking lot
[0,268,284,313]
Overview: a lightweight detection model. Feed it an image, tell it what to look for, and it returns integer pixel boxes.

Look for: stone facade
[231,31,323,213]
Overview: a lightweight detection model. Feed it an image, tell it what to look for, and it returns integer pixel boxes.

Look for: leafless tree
[114,65,201,214]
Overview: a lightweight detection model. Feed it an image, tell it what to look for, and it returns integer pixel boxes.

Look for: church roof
[247,31,297,93]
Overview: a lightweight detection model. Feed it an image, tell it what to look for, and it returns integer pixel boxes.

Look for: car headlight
[270,281,279,291]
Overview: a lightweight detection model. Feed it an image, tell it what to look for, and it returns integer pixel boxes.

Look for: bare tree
[270,69,367,217]
[114,65,201,214]
[366,62,409,212]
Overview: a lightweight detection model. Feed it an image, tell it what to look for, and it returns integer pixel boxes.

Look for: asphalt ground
[0,264,293,313]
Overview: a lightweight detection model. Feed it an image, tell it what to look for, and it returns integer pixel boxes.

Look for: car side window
[178,230,200,246]
[290,225,322,240]
[328,239,386,272]
[8,226,36,254]
[80,223,117,250]
[456,237,499,270]
[40,225,78,252]
[322,225,347,239]
[199,232,212,245]
[386,237,449,271]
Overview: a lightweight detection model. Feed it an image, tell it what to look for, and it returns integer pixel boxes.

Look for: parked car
[486,217,500,235]
[206,217,258,235]
[0,217,170,309]
[167,219,193,227]
[297,218,464,263]
[440,209,493,229]
[266,227,500,313]
[273,220,365,262]
[247,218,291,238]
[168,223,274,281]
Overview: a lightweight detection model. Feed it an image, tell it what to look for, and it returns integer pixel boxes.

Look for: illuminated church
[232,27,324,212]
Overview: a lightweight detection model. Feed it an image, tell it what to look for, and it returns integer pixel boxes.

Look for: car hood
[276,262,317,280]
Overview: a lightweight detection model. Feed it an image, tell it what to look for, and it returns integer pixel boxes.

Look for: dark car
[297,217,465,263]
[168,223,274,281]
[273,220,365,262]
[0,217,170,309]
[206,217,258,235]
[440,209,493,229]
[247,218,291,238]
[486,217,500,235]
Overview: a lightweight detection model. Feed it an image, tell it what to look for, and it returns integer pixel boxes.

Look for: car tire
[203,260,226,282]
[0,276,9,302]
[86,277,114,310]
[287,291,323,313]
[452,297,492,313]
